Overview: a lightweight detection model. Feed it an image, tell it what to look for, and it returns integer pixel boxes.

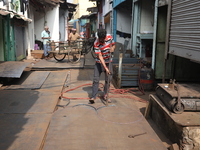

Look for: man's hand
[105,67,111,74]
[110,45,115,52]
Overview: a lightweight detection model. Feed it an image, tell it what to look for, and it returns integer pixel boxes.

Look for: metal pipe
[162,0,172,83]
[132,2,139,56]
[118,52,123,88]
[164,0,172,59]
[151,0,159,70]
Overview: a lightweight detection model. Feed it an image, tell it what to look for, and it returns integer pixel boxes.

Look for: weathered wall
[73,0,95,19]
[116,7,132,50]
[104,0,112,15]
[0,16,4,61]
[15,25,25,60]
[34,5,59,44]
[103,0,112,34]
[105,23,111,34]
[59,9,68,41]
[34,10,45,41]
[155,5,175,80]
[28,5,35,51]
[140,0,154,34]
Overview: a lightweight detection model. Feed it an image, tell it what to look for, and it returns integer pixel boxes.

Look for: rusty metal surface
[6,71,50,90]
[0,90,59,114]
[41,71,68,92]
[44,98,167,150]
[32,58,84,70]
[150,94,200,126]
[0,113,52,150]
[0,61,30,78]
[158,83,200,98]
[0,71,68,150]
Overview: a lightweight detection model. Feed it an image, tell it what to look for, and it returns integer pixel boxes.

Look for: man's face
[99,37,105,44]
[45,27,49,31]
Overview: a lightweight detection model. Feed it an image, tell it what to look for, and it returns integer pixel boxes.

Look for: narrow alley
[1,0,200,149]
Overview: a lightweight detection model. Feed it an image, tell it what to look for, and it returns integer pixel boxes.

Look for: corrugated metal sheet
[168,0,200,62]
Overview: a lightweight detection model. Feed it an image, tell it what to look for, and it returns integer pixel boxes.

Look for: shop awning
[0,9,32,22]
[87,7,98,13]
[79,15,89,19]
[0,9,10,16]
[14,14,32,22]
[88,12,97,19]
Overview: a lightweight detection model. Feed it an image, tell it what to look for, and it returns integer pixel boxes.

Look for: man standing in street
[41,26,51,59]
[89,29,115,104]
[69,28,82,42]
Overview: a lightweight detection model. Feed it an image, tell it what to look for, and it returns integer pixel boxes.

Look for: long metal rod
[151,0,159,70]
[132,2,139,56]
[162,0,172,83]
[118,53,123,88]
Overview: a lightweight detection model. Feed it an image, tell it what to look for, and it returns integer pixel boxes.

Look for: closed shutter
[168,0,200,62]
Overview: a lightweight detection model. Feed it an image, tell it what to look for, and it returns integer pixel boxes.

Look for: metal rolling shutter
[168,0,200,62]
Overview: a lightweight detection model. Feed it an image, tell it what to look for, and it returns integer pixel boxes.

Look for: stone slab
[0,90,59,114]
[0,113,52,150]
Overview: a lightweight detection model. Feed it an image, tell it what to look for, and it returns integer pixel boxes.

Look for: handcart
[47,38,96,63]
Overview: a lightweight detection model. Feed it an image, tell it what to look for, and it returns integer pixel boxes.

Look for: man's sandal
[89,98,95,104]
[103,95,111,103]
[107,99,112,103]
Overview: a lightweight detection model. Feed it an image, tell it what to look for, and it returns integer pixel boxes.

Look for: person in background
[99,22,104,29]
[80,31,85,38]
[69,28,81,41]
[91,31,95,38]
[89,29,115,104]
[41,26,51,59]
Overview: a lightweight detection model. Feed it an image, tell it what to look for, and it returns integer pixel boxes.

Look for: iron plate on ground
[0,61,30,78]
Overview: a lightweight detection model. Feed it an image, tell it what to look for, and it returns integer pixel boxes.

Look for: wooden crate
[31,50,44,59]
